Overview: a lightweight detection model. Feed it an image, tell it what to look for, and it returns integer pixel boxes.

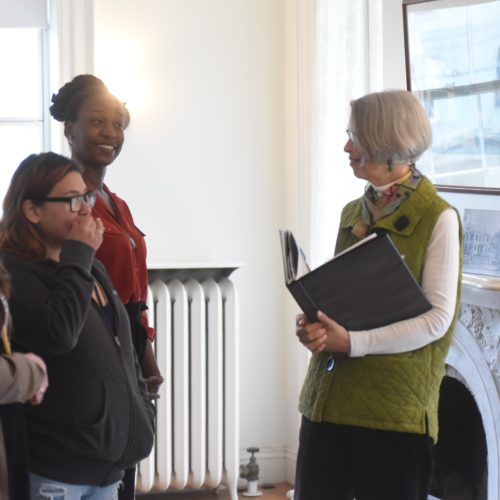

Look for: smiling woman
[49,76,125,171]
[50,75,163,499]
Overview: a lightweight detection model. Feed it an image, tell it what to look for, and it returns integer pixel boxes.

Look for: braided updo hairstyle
[50,74,111,123]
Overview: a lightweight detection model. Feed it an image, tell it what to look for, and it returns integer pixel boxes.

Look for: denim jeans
[30,473,120,500]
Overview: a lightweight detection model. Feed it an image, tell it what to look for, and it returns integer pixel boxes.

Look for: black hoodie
[3,240,155,486]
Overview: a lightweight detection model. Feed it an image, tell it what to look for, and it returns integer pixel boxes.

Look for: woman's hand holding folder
[296,311,351,354]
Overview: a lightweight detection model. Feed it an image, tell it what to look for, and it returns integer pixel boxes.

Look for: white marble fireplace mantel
[447,273,500,500]
[459,273,500,391]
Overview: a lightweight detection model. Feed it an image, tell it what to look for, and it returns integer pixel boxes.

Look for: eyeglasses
[41,191,97,213]
[346,129,357,141]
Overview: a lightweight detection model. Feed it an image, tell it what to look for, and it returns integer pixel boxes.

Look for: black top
[0,340,30,500]
[2,240,155,486]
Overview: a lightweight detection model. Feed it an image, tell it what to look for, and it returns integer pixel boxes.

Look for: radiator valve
[240,447,263,497]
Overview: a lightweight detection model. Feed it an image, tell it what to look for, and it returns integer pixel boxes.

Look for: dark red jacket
[92,185,154,341]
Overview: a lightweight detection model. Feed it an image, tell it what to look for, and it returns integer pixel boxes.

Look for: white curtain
[284,1,384,479]
[49,0,95,154]
[308,0,383,267]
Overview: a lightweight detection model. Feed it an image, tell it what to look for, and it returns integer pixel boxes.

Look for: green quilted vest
[298,176,462,442]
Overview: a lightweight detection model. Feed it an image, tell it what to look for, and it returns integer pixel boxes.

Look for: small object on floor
[240,447,263,497]
[286,489,294,499]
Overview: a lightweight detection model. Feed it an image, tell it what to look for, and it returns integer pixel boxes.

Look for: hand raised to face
[66,215,104,251]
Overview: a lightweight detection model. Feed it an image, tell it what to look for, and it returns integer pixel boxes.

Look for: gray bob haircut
[349,90,432,165]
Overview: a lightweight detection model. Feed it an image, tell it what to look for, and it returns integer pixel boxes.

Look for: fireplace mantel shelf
[462,273,500,292]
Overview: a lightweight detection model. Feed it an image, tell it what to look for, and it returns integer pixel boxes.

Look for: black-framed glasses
[41,191,97,213]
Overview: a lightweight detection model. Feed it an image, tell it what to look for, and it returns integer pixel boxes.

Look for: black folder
[280,230,432,330]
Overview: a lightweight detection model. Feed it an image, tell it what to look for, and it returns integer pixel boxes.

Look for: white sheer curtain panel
[308,0,383,267]
[285,2,383,486]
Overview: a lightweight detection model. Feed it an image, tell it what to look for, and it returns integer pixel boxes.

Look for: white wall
[93,0,289,485]
[92,0,413,488]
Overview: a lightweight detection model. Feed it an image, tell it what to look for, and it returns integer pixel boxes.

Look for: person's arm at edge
[0,353,47,404]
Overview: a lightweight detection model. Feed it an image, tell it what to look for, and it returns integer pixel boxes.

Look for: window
[0,0,49,208]
[404,0,500,191]
[0,28,48,205]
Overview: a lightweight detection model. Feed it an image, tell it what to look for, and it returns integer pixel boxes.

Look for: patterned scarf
[351,167,422,239]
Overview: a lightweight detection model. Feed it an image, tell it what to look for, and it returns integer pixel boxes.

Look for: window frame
[403,0,500,195]
[0,27,50,148]
[41,26,51,151]
[0,26,51,211]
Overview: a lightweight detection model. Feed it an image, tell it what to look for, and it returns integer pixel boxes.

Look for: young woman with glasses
[0,152,155,500]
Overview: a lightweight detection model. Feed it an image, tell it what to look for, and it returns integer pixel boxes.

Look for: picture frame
[403,0,500,194]
[441,190,500,281]
[462,208,500,277]
[440,191,500,225]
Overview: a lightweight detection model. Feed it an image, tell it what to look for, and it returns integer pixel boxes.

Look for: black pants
[119,303,147,500]
[294,417,434,500]
[1,404,30,500]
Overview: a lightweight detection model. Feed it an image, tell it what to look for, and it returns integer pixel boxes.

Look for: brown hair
[0,260,10,333]
[0,262,9,298]
[0,152,82,261]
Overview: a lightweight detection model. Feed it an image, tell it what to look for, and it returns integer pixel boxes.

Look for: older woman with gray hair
[294,90,462,500]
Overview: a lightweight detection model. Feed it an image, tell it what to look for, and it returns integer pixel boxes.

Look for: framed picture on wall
[403,0,500,193]
[462,208,500,276]
[440,190,500,278]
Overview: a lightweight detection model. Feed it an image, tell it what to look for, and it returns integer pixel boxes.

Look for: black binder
[280,230,432,330]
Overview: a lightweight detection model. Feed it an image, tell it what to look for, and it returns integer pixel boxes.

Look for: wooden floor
[137,482,293,499]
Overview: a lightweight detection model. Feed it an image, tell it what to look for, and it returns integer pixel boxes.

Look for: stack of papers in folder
[279,230,432,330]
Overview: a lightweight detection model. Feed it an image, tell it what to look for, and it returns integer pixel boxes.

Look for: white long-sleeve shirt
[349,208,460,357]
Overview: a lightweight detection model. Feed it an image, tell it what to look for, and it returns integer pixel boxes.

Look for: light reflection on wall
[94,36,149,118]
